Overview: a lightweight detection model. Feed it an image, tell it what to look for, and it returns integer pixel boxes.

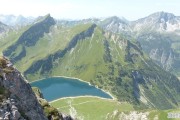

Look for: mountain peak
[150,11,175,21]
[34,14,55,24]
[42,14,55,23]
[106,16,128,24]
[100,16,131,33]
[3,14,56,62]
[44,13,51,19]
[132,11,180,32]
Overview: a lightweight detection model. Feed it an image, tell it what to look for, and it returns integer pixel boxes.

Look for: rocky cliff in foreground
[0,56,74,120]
[0,56,48,119]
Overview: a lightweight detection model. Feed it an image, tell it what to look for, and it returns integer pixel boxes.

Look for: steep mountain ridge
[3,14,55,63]
[24,24,96,76]
[1,21,95,73]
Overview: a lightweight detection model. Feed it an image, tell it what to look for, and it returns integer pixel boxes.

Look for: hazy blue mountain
[0,14,35,26]
[131,12,180,33]
[0,21,9,33]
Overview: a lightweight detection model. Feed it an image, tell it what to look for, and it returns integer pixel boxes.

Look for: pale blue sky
[0,0,179,20]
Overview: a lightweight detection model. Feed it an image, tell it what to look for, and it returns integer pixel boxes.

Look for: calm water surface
[31,77,112,101]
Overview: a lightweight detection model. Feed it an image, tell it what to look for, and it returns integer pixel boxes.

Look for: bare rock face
[0,56,47,120]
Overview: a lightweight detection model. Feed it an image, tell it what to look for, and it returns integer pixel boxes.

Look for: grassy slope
[148,109,180,120]
[48,28,127,87]
[0,26,30,55]
[49,28,180,109]
[50,97,133,120]
[14,24,93,72]
[50,27,108,81]
[50,96,180,120]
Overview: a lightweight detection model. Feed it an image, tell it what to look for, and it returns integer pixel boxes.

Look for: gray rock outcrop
[0,56,48,120]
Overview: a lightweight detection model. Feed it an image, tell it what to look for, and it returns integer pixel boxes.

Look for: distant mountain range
[132,12,180,32]
[0,21,9,33]
[0,12,180,110]
[0,14,35,26]
[1,12,180,32]
[56,11,180,32]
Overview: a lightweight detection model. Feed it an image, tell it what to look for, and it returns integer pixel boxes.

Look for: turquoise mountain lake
[30,77,112,101]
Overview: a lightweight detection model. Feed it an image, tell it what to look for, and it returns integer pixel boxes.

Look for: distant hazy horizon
[0,0,179,20]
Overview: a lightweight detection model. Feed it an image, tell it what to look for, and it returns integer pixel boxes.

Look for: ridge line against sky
[0,0,179,20]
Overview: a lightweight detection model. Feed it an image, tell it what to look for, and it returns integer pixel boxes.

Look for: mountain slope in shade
[3,14,55,63]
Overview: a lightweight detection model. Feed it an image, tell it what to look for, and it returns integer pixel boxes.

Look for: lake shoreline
[30,75,116,100]
[49,95,116,103]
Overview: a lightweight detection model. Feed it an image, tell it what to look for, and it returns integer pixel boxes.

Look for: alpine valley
[0,12,180,120]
